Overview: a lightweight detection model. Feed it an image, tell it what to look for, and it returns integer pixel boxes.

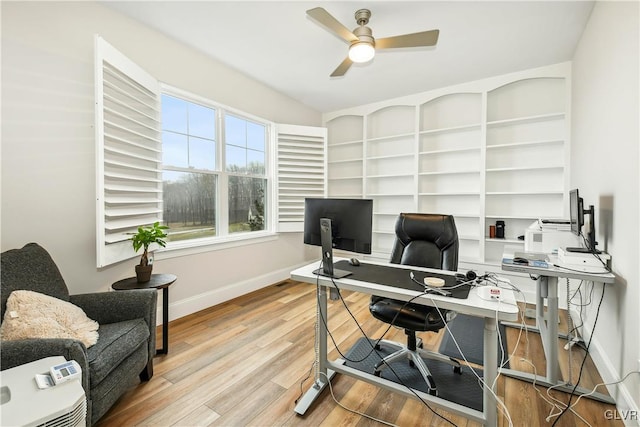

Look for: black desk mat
[333,260,471,299]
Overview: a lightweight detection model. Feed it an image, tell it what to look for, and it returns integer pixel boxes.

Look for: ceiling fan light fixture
[348,42,375,63]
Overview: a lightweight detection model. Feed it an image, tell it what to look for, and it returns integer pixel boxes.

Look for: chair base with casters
[373,329,462,396]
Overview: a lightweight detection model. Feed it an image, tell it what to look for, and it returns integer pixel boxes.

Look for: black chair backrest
[1,243,70,319]
[389,213,459,272]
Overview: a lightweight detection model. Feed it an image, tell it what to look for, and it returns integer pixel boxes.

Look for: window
[95,36,325,267]
[160,90,270,243]
[225,114,267,234]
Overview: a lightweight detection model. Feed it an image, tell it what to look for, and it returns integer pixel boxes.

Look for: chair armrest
[0,338,90,394]
[70,289,157,326]
[70,289,157,361]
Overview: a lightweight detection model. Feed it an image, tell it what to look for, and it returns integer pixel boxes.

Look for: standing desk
[291,258,519,426]
[501,252,615,403]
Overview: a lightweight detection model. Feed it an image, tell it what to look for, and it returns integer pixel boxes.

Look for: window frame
[95,36,324,268]
[159,84,275,253]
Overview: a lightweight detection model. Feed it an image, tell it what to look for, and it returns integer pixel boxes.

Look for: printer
[524,219,581,254]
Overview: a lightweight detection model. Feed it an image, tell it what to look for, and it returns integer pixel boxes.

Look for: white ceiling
[104,1,594,113]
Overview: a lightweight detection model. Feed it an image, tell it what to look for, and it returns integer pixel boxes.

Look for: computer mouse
[348,258,360,266]
[513,257,529,264]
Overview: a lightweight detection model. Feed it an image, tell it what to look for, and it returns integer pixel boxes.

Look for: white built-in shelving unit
[324,63,570,269]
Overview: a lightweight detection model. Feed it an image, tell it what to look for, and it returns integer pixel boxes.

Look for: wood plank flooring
[96,280,621,427]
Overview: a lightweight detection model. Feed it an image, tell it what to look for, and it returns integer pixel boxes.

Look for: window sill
[153,231,278,261]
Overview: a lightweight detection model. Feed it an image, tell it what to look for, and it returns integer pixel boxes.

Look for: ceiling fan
[307,7,440,77]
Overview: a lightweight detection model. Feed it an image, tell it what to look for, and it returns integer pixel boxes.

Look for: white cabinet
[324,63,570,267]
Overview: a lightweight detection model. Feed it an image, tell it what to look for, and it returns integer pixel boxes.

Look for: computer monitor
[567,188,600,253]
[303,198,373,278]
[569,188,584,236]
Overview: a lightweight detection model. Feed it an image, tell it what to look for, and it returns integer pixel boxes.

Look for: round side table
[112,273,177,355]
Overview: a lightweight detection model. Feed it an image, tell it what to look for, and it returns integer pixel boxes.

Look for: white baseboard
[156,260,311,324]
[569,307,640,426]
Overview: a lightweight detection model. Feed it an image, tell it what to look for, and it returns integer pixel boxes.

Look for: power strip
[477,286,502,301]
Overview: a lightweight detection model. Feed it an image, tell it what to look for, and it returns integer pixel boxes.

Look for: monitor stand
[312,218,352,278]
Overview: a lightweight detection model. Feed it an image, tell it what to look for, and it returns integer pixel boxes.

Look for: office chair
[369,213,462,395]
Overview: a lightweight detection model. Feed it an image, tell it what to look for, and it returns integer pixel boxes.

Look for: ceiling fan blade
[330,57,353,77]
[307,7,358,43]
[376,29,440,50]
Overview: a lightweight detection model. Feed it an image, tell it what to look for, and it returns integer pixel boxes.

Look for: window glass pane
[247,149,265,175]
[163,171,217,241]
[161,95,188,133]
[246,122,265,151]
[162,131,188,168]
[188,136,215,170]
[226,144,246,173]
[188,103,216,140]
[228,177,266,233]
[225,115,246,147]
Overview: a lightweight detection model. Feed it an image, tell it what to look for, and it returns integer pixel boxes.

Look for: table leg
[484,317,498,427]
[157,287,169,355]
[294,285,336,415]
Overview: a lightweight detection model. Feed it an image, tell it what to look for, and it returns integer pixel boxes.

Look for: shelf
[366,153,414,161]
[419,192,479,196]
[327,193,362,198]
[328,139,363,147]
[486,138,563,150]
[328,158,362,165]
[373,230,394,235]
[327,176,362,181]
[367,173,414,179]
[367,132,415,143]
[459,235,480,241]
[419,169,480,176]
[485,215,540,220]
[419,147,480,155]
[485,238,524,244]
[419,123,481,135]
[486,165,563,172]
[486,112,565,127]
[486,190,563,196]
[366,193,414,197]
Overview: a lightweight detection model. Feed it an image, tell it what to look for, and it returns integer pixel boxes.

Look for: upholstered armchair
[1,243,157,426]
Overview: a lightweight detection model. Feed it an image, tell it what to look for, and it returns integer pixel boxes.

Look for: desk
[112,273,177,355]
[292,259,519,426]
[501,252,615,403]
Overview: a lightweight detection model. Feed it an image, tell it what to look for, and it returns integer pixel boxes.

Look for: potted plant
[129,222,169,283]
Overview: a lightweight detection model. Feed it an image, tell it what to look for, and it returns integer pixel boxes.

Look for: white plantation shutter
[95,36,162,267]
[275,124,326,232]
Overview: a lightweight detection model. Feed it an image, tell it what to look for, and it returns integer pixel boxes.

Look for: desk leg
[484,317,498,427]
[294,285,336,415]
[501,275,615,404]
[157,287,169,355]
[537,276,560,383]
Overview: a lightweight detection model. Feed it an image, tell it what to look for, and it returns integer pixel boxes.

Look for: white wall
[1,2,320,318]
[571,0,639,417]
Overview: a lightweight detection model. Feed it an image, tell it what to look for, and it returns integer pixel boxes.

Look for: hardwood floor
[96,280,621,426]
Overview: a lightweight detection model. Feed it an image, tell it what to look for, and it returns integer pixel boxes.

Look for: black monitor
[567,188,600,253]
[303,198,373,278]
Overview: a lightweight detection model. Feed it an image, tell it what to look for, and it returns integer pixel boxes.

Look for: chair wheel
[427,375,437,395]
[453,365,462,375]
